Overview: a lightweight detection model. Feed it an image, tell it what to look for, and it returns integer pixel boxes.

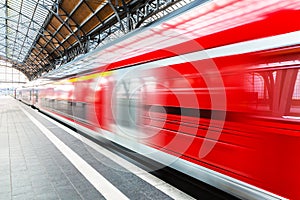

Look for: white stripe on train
[135,30,300,71]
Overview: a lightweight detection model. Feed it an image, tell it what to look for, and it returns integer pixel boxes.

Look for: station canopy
[0,0,194,81]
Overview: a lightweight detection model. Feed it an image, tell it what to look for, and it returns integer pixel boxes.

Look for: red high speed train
[17,0,300,199]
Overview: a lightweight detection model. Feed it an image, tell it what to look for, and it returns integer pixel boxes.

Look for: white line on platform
[19,106,129,200]
[36,109,195,200]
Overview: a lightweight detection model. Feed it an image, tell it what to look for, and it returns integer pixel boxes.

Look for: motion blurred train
[16,0,300,199]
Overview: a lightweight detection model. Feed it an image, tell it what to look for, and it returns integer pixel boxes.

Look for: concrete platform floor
[0,96,193,200]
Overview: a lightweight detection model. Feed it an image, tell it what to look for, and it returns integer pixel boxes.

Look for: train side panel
[30,0,300,199]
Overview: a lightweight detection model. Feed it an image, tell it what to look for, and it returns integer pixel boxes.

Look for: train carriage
[17,0,300,199]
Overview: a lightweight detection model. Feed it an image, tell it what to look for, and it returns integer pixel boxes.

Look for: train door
[29,89,32,103]
[32,88,38,107]
[94,72,114,131]
[113,69,143,137]
[244,67,300,198]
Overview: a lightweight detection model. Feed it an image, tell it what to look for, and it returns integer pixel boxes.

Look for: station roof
[0,0,194,81]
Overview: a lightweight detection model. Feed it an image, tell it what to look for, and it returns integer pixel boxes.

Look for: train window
[289,70,300,117]
[245,72,275,111]
[115,78,142,128]
[247,69,300,118]
[72,102,87,120]
[115,80,128,99]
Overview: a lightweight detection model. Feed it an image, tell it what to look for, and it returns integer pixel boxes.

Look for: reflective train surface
[16,0,300,199]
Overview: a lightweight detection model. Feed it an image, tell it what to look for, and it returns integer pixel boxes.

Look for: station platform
[0,96,195,200]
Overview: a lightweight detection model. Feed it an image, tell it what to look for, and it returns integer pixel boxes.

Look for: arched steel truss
[0,0,195,81]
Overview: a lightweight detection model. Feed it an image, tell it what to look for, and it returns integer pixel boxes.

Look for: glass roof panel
[0,0,56,64]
